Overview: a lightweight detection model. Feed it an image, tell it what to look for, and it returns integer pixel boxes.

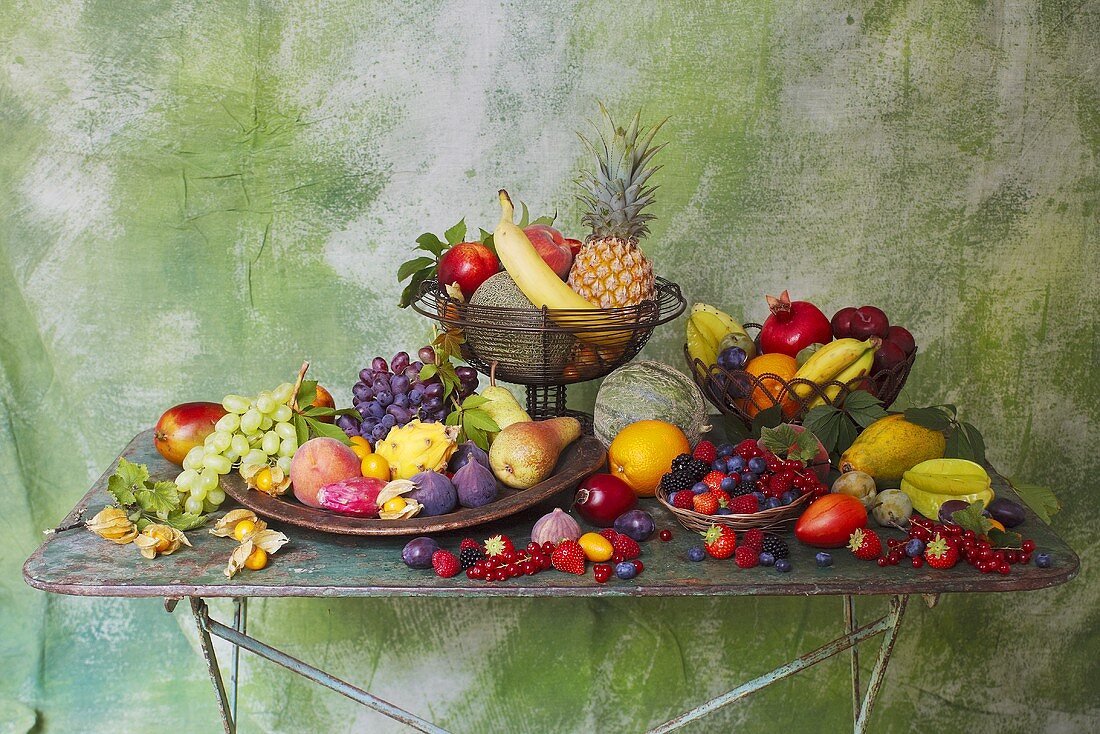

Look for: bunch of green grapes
[173,382,299,514]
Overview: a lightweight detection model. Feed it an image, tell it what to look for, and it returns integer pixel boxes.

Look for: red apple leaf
[292,413,309,447]
[295,380,318,410]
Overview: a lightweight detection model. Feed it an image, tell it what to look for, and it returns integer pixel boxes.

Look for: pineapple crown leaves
[576,102,669,240]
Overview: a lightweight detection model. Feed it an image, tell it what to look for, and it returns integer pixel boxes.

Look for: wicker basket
[684,324,916,428]
[655,485,813,533]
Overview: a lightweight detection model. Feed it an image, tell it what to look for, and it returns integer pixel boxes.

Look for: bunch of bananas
[685,303,756,367]
[790,337,880,407]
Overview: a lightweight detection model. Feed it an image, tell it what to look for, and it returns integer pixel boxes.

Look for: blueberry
[758,551,776,566]
[815,552,833,567]
[775,559,793,573]
[716,508,733,516]
[717,443,734,458]
[765,497,782,510]
[692,482,708,495]
[748,457,768,474]
[905,538,925,558]
[720,476,738,491]
[709,460,724,472]
[615,561,638,580]
[741,471,758,484]
[726,456,745,473]
[780,491,798,505]
[752,491,766,504]
[1035,552,1053,568]
[687,546,706,562]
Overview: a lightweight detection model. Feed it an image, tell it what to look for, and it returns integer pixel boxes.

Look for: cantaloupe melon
[594,361,710,447]
[467,272,574,373]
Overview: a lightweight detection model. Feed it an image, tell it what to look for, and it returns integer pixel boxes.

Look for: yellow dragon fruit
[375,420,459,480]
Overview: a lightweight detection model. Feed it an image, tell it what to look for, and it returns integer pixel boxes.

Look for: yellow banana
[690,303,749,339]
[494,190,624,346]
[686,316,718,366]
[791,338,876,398]
[808,348,876,407]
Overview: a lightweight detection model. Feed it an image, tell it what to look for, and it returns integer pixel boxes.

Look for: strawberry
[702,524,737,559]
[693,492,719,515]
[611,533,641,560]
[730,495,758,514]
[742,528,764,551]
[459,538,480,551]
[702,470,725,492]
[551,540,586,575]
[484,534,515,558]
[711,488,731,509]
[672,490,695,510]
[432,550,460,578]
[693,440,717,464]
[734,546,759,569]
[735,438,760,460]
[924,533,959,569]
[598,528,618,542]
[848,528,882,561]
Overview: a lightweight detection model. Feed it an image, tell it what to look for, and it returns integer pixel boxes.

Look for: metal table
[24,430,1080,733]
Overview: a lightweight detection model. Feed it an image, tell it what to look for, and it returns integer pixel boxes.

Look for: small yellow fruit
[577,532,614,562]
[233,519,257,541]
[361,454,391,481]
[244,547,268,570]
[382,496,407,514]
[253,468,274,493]
[349,436,372,460]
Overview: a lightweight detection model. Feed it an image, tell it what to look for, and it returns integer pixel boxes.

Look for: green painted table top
[24,430,1079,599]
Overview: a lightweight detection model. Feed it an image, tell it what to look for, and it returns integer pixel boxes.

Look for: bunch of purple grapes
[336,346,481,446]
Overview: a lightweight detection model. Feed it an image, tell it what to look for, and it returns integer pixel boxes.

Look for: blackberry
[670,454,710,480]
[659,471,696,494]
[731,484,755,498]
[670,454,695,472]
[761,534,789,559]
[459,546,485,570]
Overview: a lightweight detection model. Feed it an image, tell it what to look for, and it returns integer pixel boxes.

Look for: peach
[290,437,362,508]
[524,224,573,279]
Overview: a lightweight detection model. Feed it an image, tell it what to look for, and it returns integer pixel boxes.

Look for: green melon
[467,272,574,375]
[594,360,711,447]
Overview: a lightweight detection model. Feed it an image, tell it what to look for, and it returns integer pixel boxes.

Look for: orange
[608,420,691,497]
[740,353,798,418]
[361,454,391,481]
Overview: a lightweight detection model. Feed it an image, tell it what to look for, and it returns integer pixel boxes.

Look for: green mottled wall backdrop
[2,1,1097,731]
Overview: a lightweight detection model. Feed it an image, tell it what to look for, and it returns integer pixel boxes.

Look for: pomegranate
[759,291,833,358]
[573,474,637,526]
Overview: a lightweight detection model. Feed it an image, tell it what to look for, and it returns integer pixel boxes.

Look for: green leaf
[478,229,496,255]
[415,232,447,257]
[293,413,309,447]
[107,458,148,506]
[531,213,556,226]
[835,418,860,457]
[944,427,970,461]
[135,517,152,532]
[904,406,953,432]
[759,424,818,464]
[961,422,987,464]
[518,202,531,228]
[135,481,180,520]
[419,364,437,380]
[461,394,489,409]
[950,500,993,537]
[466,424,489,450]
[987,528,1024,549]
[720,414,751,443]
[803,405,842,455]
[750,406,784,436]
[1009,480,1061,524]
[304,416,351,444]
[398,267,434,308]
[463,409,500,433]
[842,391,888,427]
[398,256,436,282]
[163,511,209,531]
[296,380,318,409]
[444,219,467,245]
[444,410,461,426]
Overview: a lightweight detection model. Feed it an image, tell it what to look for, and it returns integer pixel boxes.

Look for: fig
[402,537,440,569]
[407,471,457,516]
[530,507,582,546]
[937,499,971,525]
[988,498,1026,528]
[448,440,490,473]
[453,459,499,508]
[613,509,655,542]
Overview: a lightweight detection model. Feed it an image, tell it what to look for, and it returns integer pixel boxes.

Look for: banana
[688,310,728,345]
[691,303,748,339]
[494,191,622,346]
[808,348,875,407]
[686,316,718,367]
[791,338,877,399]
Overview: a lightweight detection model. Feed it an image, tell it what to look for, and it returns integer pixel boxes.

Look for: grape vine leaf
[107,458,148,506]
[750,406,784,437]
[1009,480,1061,524]
[135,481,181,520]
[841,391,888,427]
[802,406,841,455]
[950,500,994,537]
[904,406,953,432]
[759,424,818,463]
[164,511,208,531]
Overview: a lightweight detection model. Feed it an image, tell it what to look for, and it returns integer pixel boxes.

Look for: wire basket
[685,324,916,428]
[655,484,813,533]
[411,277,686,421]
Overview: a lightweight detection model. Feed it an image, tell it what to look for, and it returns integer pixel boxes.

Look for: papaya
[839,414,946,488]
[901,458,994,521]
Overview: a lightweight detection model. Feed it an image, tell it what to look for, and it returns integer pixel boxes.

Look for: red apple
[437,242,500,299]
[757,424,830,482]
[794,494,868,548]
[573,473,638,526]
[565,238,583,256]
[153,402,227,465]
[871,339,907,374]
[885,325,916,356]
[523,224,573,279]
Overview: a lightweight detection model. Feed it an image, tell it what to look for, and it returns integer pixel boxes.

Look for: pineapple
[568,103,667,309]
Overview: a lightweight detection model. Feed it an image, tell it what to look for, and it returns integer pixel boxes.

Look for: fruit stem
[290,360,310,412]
[498,189,514,223]
[489,361,498,388]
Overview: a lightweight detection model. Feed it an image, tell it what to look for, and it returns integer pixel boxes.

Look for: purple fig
[453,459,499,508]
[407,471,457,516]
[448,440,490,473]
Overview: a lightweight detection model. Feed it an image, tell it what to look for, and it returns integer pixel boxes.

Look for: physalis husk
[377,479,422,520]
[133,523,191,559]
[86,507,138,544]
[210,509,267,538]
[241,462,290,497]
[224,529,289,579]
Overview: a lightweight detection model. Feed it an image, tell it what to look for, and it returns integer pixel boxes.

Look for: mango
[839,414,946,488]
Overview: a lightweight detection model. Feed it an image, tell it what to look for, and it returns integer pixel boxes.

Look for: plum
[872,340,907,374]
[886,325,916,356]
[402,537,440,569]
[988,498,1026,528]
[872,489,913,526]
[937,499,971,525]
[407,471,457,516]
[614,509,655,542]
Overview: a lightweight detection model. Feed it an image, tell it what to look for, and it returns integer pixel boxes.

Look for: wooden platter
[221,436,607,536]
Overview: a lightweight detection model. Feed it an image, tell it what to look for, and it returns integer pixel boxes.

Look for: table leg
[230,597,247,726]
[844,595,861,722]
[189,597,235,734]
[853,595,908,734]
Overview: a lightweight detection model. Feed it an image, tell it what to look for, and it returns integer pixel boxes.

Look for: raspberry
[432,550,460,578]
[702,471,725,492]
[734,546,759,569]
[693,492,719,515]
[735,438,760,460]
[599,528,619,541]
[766,473,794,498]
[742,528,765,551]
[611,534,641,560]
[761,534,789,559]
[672,490,695,510]
[730,495,758,514]
[459,546,485,569]
[459,538,480,551]
[692,441,717,464]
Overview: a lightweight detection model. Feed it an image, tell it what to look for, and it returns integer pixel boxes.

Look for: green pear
[489,417,581,489]
[481,384,531,432]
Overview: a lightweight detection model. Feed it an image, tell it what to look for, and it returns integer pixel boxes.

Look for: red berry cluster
[466,539,554,581]
[873,518,1037,574]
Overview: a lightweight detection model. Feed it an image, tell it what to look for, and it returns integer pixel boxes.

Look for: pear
[489,417,582,489]
[480,362,531,435]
